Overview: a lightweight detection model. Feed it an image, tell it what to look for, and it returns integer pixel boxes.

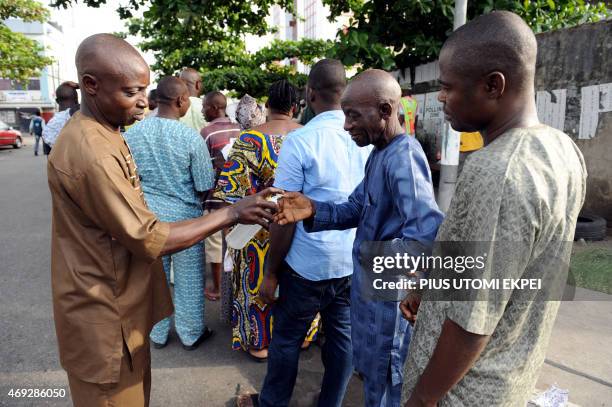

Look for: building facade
[246,0,350,74]
[0,19,74,130]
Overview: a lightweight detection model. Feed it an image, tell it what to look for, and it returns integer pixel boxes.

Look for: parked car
[0,120,23,149]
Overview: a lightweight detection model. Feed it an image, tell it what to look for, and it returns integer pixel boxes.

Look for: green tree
[53,0,331,97]
[0,0,54,82]
[198,39,333,98]
[324,0,610,72]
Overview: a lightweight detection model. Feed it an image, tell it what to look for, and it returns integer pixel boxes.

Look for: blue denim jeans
[259,265,353,407]
[33,134,41,155]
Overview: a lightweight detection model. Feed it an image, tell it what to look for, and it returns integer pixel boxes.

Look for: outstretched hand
[229,187,283,229]
[273,192,315,225]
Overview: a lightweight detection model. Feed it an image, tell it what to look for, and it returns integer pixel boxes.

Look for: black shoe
[182,327,215,351]
[152,339,168,349]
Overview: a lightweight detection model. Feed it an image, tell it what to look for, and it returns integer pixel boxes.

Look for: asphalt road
[4,137,611,407]
[0,137,365,407]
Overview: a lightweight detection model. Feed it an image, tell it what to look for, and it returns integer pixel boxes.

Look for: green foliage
[324,0,456,70]
[254,39,333,67]
[0,0,49,21]
[201,66,308,100]
[199,39,331,98]
[53,0,331,97]
[120,0,294,71]
[324,0,611,71]
[50,0,609,94]
[512,0,610,33]
[332,29,397,70]
[0,0,54,82]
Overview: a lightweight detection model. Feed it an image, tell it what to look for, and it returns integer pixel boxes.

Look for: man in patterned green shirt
[401,11,587,407]
[125,76,215,350]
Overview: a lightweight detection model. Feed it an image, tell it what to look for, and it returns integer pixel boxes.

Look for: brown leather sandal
[236,393,259,407]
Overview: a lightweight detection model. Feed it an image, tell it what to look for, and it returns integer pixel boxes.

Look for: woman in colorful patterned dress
[215,81,319,361]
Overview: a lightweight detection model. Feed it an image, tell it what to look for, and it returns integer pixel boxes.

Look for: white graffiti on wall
[421,91,444,138]
[536,89,567,131]
[579,83,612,139]
[413,82,612,141]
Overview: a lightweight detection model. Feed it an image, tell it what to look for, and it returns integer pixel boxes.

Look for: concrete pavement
[0,137,364,407]
[0,136,610,406]
[536,295,612,406]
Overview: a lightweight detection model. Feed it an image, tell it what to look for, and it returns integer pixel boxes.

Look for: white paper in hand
[225,194,281,250]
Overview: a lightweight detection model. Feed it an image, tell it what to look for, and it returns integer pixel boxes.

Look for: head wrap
[236,94,266,130]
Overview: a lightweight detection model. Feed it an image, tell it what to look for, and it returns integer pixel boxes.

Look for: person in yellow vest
[399,86,418,136]
[459,131,484,172]
[460,131,484,152]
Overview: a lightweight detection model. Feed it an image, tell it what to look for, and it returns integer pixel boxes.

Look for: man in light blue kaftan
[275,70,444,407]
[124,77,214,349]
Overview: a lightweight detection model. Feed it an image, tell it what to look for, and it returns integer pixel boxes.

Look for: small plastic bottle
[225,194,281,250]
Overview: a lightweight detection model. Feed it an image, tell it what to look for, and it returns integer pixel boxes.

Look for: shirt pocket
[109,237,129,296]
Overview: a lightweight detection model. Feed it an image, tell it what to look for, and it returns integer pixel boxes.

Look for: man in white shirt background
[42,81,80,153]
[178,68,207,132]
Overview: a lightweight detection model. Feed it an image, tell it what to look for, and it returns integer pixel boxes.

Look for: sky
[49,0,155,81]
[52,0,127,39]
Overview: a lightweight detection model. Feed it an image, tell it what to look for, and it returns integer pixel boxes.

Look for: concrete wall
[535,20,612,222]
[402,20,612,222]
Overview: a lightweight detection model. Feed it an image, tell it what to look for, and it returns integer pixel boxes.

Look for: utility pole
[437,0,468,212]
[453,0,468,29]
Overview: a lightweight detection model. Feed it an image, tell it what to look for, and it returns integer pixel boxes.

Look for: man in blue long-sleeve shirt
[274,69,444,407]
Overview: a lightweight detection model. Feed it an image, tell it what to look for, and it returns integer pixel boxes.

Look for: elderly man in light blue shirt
[254,59,371,407]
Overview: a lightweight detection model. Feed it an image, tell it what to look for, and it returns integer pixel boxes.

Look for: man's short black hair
[442,11,537,90]
[156,76,187,104]
[56,81,79,102]
[204,91,227,109]
[268,80,298,114]
[308,59,346,105]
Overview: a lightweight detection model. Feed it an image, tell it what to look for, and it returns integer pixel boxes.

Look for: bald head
[155,76,191,120]
[157,76,189,105]
[203,91,227,121]
[74,34,150,128]
[179,68,201,83]
[76,34,148,81]
[341,70,405,148]
[441,11,537,90]
[343,69,401,107]
[205,91,227,109]
[179,68,202,97]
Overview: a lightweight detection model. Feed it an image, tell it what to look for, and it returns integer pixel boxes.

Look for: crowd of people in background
[43,10,587,407]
